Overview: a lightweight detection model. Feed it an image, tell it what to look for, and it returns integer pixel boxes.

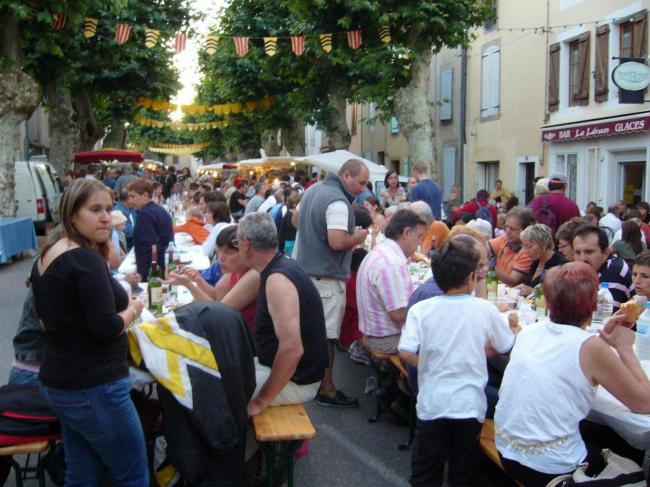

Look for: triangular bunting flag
[145,28,160,48]
[379,26,391,43]
[347,30,362,49]
[205,35,219,55]
[320,33,333,53]
[233,37,249,57]
[115,23,132,45]
[83,17,98,38]
[291,35,305,56]
[52,13,66,30]
[175,32,187,53]
[264,37,277,57]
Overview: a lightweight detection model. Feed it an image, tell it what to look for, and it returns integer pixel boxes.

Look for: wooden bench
[0,439,58,487]
[253,404,316,487]
[480,420,524,487]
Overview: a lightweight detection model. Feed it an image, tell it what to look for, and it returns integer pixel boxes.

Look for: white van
[15,161,63,232]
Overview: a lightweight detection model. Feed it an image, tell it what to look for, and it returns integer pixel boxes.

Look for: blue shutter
[439,68,453,121]
[390,116,399,134]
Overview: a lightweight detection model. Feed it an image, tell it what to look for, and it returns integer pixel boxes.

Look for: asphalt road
[0,255,513,486]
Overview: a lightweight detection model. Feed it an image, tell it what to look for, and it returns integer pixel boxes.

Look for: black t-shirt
[31,247,129,390]
[527,251,567,288]
[229,191,247,213]
[255,253,328,385]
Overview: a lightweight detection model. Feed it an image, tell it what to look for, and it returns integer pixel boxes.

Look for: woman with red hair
[495,262,650,486]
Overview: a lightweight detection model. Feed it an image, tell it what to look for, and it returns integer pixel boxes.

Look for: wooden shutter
[595,25,609,102]
[548,43,560,112]
[576,33,590,106]
[633,11,647,58]
[481,44,500,118]
[439,68,453,121]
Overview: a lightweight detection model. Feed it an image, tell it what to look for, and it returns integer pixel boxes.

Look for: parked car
[15,160,63,233]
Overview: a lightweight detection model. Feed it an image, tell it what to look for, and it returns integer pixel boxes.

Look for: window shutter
[633,11,647,58]
[481,45,500,118]
[442,147,456,198]
[548,43,560,112]
[390,116,399,134]
[576,33,590,106]
[595,25,609,102]
[439,68,453,121]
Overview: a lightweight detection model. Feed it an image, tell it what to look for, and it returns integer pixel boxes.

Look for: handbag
[545,449,646,487]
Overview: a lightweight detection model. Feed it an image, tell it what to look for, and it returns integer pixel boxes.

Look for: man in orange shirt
[411,201,450,252]
[173,207,210,245]
[487,207,535,286]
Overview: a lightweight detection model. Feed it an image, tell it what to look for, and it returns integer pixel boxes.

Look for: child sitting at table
[398,237,515,487]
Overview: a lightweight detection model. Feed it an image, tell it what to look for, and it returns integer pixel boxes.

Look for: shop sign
[542,115,650,142]
[612,61,650,92]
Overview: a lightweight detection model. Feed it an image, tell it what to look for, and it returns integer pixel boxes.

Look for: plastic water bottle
[591,282,613,331]
[636,302,650,361]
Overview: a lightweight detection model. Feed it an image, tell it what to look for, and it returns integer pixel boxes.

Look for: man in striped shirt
[357,209,428,354]
[573,225,634,311]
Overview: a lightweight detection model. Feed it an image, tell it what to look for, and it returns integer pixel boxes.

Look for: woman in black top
[516,223,567,296]
[31,179,148,486]
[278,188,300,255]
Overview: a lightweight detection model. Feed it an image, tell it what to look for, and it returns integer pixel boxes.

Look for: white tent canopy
[300,150,388,177]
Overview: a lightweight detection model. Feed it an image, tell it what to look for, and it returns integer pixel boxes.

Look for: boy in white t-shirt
[399,237,515,486]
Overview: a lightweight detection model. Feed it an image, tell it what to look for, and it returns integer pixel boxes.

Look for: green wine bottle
[147,244,163,314]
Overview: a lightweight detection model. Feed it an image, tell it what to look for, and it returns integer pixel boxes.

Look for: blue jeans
[40,377,148,487]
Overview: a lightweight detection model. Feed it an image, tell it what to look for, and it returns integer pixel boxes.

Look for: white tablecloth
[588,360,650,450]
[118,234,210,275]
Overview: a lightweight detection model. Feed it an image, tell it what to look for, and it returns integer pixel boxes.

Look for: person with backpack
[452,190,497,231]
[528,173,580,239]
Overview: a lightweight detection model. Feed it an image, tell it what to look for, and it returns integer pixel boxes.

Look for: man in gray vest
[293,159,369,407]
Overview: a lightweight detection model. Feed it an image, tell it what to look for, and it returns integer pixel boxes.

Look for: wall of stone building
[464,0,548,204]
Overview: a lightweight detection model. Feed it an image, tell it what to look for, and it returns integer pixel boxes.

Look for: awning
[541,112,650,143]
[73,149,144,164]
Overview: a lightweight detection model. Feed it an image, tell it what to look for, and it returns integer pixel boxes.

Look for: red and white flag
[52,13,66,30]
[233,37,249,57]
[291,36,305,56]
[347,29,362,50]
[115,23,132,45]
[174,32,187,53]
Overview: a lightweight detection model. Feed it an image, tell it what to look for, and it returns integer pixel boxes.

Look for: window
[481,43,500,119]
[619,12,647,59]
[484,0,498,31]
[476,161,499,193]
[439,68,453,121]
[555,153,577,201]
[568,33,590,106]
[367,103,376,132]
[390,116,399,134]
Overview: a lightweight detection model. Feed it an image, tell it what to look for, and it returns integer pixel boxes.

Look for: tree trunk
[103,122,127,149]
[281,118,306,156]
[261,129,281,156]
[74,90,105,151]
[324,86,350,151]
[0,16,41,217]
[47,80,79,176]
[393,51,437,179]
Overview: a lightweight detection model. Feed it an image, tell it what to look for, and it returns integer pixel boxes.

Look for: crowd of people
[7,159,650,486]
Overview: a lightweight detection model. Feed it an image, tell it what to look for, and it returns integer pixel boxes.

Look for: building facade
[542,0,650,210]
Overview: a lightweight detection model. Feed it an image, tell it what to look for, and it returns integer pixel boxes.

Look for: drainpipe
[460,45,468,202]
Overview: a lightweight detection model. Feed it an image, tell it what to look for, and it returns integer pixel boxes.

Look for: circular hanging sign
[612,61,650,91]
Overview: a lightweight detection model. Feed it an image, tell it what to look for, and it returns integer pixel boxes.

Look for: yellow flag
[264,37,278,57]
[84,18,98,38]
[379,26,391,43]
[320,33,333,53]
[145,28,160,48]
